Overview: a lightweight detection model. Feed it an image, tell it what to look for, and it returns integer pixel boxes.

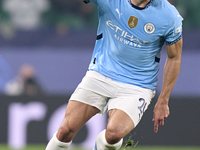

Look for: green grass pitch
[0,145,200,150]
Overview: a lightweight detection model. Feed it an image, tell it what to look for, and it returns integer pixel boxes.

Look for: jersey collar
[129,0,154,10]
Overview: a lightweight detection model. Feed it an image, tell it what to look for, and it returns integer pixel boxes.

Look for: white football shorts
[70,71,155,127]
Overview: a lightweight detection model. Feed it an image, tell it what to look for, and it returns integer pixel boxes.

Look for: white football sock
[45,132,72,150]
[94,129,123,150]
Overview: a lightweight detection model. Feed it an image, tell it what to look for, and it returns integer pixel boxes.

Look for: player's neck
[131,0,151,8]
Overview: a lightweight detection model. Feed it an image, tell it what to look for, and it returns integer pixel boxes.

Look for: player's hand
[152,101,170,133]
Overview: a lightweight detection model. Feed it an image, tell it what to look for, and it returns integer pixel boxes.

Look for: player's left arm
[153,38,183,133]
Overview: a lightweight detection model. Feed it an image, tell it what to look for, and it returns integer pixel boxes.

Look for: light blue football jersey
[85,0,183,91]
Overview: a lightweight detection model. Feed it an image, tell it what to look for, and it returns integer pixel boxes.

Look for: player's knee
[57,126,70,142]
[57,124,76,142]
[105,127,123,144]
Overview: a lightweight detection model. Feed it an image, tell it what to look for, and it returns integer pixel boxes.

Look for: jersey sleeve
[164,11,183,45]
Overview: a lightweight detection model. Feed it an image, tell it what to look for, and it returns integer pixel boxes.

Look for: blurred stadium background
[0,0,199,149]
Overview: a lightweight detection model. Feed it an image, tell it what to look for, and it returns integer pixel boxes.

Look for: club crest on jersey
[144,23,155,34]
[128,16,138,28]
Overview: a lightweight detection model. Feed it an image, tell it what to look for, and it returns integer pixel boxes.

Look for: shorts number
[138,98,147,119]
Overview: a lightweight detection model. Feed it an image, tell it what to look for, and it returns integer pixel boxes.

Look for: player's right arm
[153,37,182,133]
[153,5,183,133]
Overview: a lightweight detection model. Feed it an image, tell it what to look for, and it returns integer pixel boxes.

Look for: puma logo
[115,8,122,19]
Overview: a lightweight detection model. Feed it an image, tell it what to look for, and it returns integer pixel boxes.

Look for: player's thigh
[106,109,134,138]
[107,82,155,128]
[60,100,100,132]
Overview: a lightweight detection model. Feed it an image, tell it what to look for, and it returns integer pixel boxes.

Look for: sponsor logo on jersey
[106,20,151,48]
[128,16,138,28]
[144,23,155,34]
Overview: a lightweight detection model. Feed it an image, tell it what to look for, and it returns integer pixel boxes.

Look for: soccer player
[45,0,183,149]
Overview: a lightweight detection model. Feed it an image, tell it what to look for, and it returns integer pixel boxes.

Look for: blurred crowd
[169,0,200,29]
[4,64,43,96]
[0,0,98,38]
[0,63,44,96]
[0,0,199,34]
